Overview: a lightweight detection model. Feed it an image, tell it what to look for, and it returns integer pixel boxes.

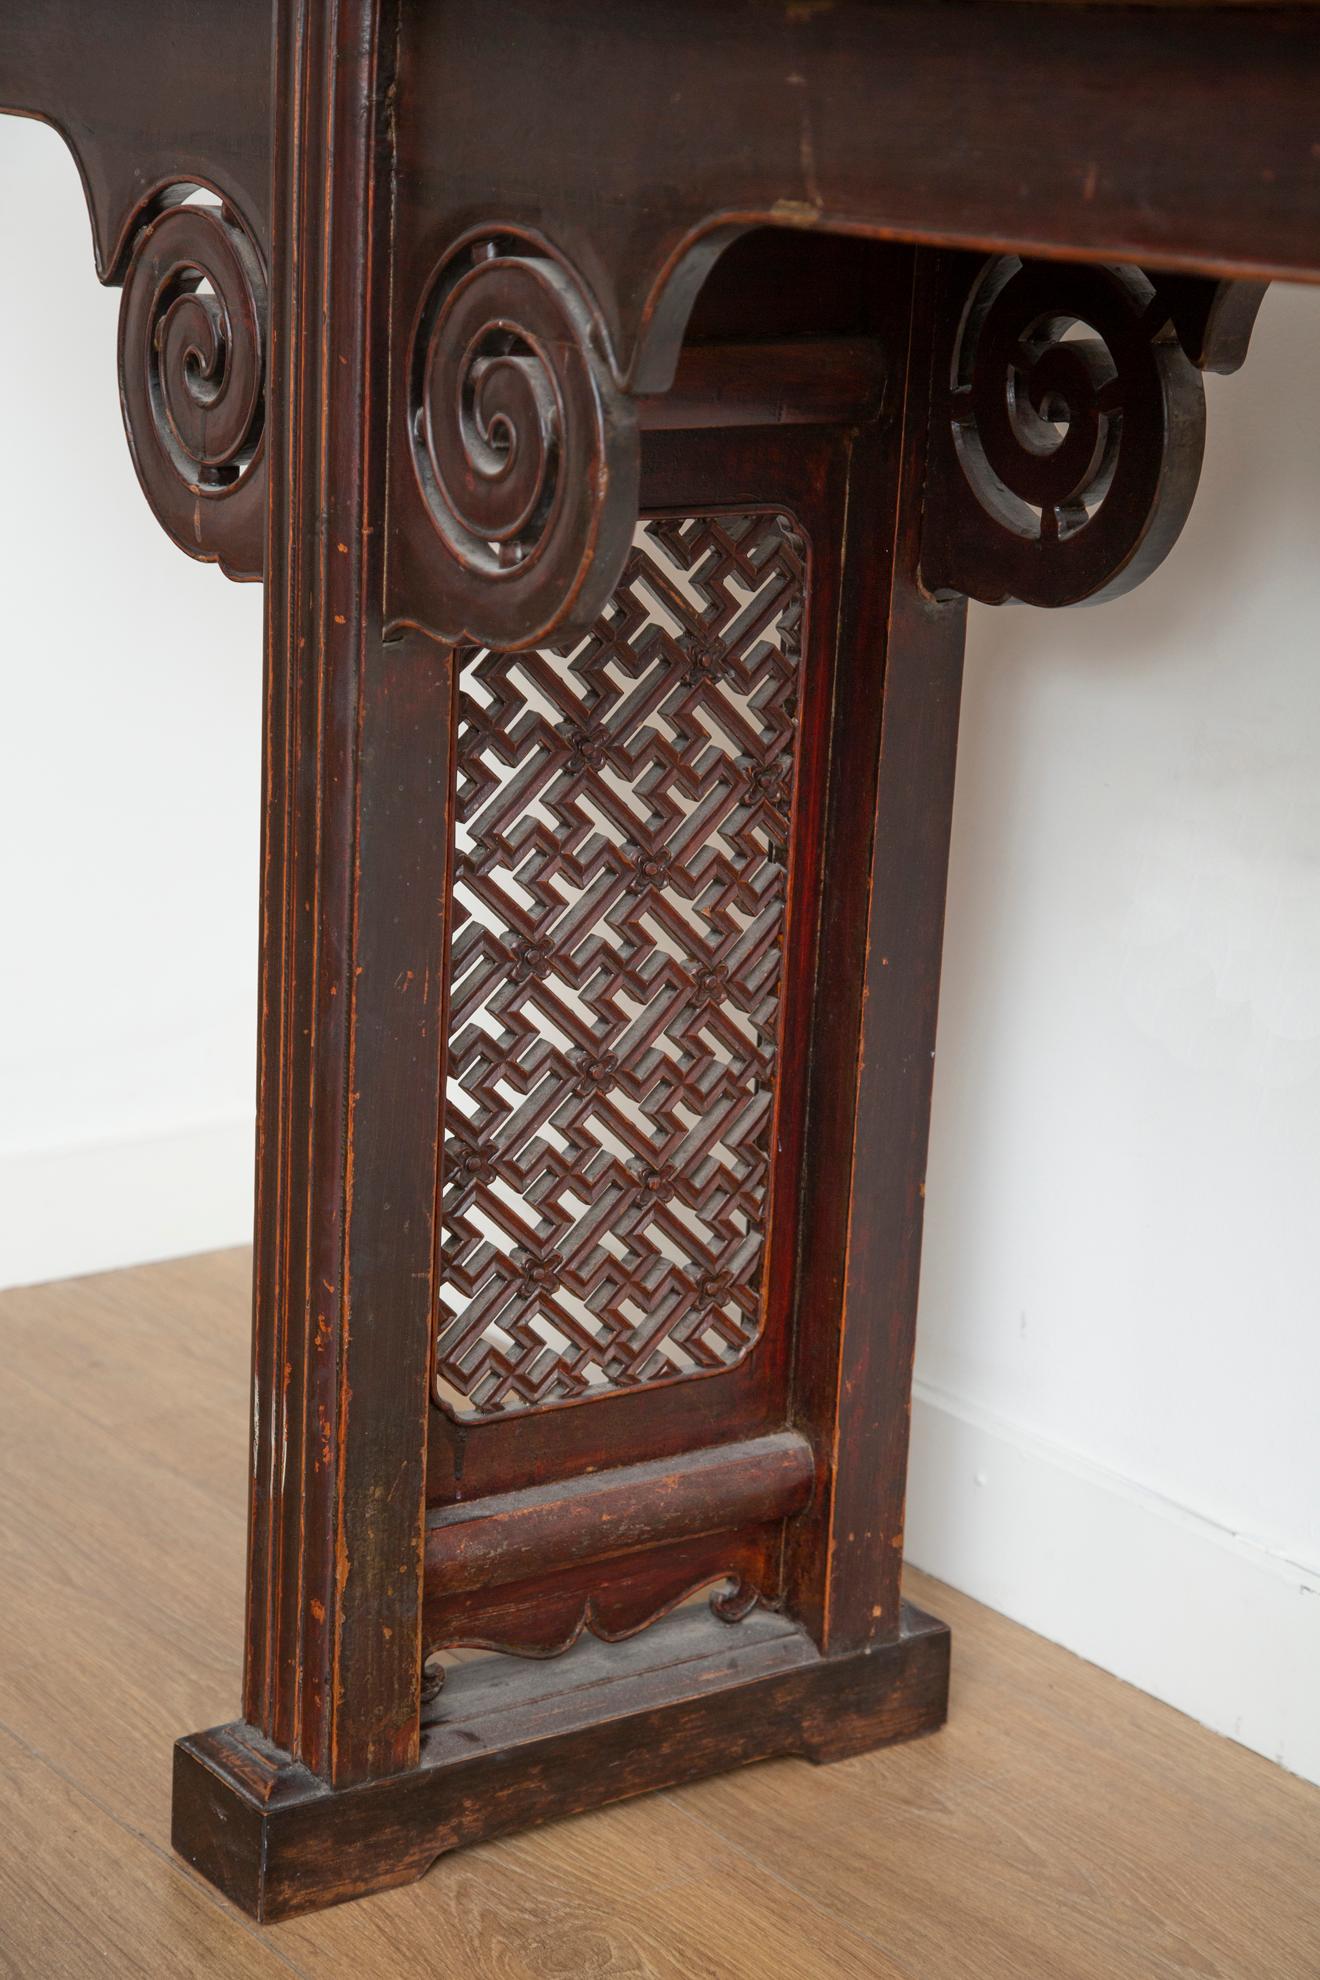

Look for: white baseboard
[906,1379,1320,1787]
[0,1118,255,1292]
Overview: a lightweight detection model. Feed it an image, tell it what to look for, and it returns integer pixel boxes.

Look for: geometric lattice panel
[433,511,808,1419]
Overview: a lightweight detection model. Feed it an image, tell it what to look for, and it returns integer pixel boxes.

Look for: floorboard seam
[0,1709,310,1978]
[1,1348,246,1513]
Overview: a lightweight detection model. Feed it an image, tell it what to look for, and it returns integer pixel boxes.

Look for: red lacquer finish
[1,0,1310,1922]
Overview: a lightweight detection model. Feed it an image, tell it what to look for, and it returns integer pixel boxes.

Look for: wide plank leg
[172,218,966,1920]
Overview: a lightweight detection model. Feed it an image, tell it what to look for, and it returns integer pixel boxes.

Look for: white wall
[0,120,263,1286]
[907,279,1320,1786]
[3,117,1318,1785]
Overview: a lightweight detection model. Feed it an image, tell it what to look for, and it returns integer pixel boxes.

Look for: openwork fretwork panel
[434,512,808,1419]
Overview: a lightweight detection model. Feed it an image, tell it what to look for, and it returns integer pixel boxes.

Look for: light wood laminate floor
[1,1249,1317,1977]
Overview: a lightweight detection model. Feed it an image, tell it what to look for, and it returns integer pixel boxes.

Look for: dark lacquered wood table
[3,0,1316,1923]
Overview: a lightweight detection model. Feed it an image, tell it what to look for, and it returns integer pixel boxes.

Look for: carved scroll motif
[117,193,267,580]
[925,256,1207,609]
[435,512,807,1420]
[399,231,640,652]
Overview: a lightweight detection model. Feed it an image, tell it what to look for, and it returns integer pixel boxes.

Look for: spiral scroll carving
[405,232,639,651]
[118,194,267,581]
[927,257,1206,609]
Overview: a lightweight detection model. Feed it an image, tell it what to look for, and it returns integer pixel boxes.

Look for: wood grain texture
[174,1604,949,1919]
[782,247,968,1654]
[400,0,1320,407]
[245,0,448,1792]
[0,1726,291,1980]
[637,337,887,430]
[2,1251,1319,1972]
[384,0,1320,653]
[0,0,271,277]
[2,0,1316,1945]
[424,1432,813,1599]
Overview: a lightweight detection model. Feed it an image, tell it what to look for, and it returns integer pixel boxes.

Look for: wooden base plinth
[173,1600,950,1921]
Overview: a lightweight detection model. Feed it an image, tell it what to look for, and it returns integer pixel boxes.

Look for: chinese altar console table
[2,0,1316,1923]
